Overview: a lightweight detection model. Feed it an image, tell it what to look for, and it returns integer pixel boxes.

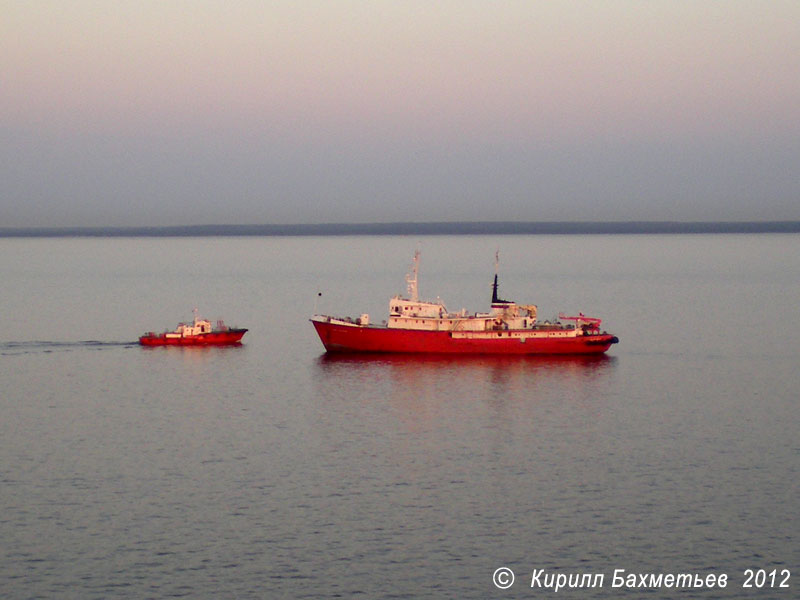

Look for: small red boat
[311,251,618,355]
[139,310,247,346]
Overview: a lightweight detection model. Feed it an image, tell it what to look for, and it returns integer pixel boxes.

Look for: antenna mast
[491,250,509,305]
[406,250,420,301]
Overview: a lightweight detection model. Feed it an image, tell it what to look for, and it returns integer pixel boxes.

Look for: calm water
[1,235,798,599]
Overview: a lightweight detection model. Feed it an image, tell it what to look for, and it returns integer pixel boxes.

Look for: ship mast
[406,250,420,302]
[491,250,510,305]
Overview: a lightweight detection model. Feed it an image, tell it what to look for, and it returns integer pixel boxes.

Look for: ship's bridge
[389,296,447,319]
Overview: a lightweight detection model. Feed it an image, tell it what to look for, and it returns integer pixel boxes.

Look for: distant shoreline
[2,221,799,237]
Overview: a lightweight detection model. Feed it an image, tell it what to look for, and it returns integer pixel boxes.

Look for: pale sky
[2,1,799,227]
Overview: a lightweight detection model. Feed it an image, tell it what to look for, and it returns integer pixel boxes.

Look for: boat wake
[0,340,136,356]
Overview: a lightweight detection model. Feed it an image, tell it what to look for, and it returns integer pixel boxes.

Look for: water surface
[1,235,798,598]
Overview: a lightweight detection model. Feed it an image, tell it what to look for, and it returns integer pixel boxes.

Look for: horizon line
[2,220,799,238]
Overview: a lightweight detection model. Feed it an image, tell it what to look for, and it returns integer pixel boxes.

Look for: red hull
[312,319,617,355]
[139,329,247,346]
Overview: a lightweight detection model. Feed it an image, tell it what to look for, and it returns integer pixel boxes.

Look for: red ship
[139,310,247,346]
[311,251,618,355]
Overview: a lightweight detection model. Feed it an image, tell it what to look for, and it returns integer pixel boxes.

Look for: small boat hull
[312,319,617,355]
[139,329,248,346]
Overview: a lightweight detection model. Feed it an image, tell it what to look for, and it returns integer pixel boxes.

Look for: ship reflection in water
[313,353,617,411]
[139,343,246,368]
[315,351,615,372]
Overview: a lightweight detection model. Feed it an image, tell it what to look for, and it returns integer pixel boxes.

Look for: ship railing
[313,314,371,326]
